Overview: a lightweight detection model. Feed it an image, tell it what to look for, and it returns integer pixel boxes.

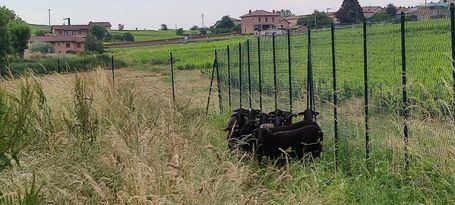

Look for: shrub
[29,41,53,54]
[122,32,134,42]
[33,29,47,36]
[176,28,184,36]
[85,35,104,53]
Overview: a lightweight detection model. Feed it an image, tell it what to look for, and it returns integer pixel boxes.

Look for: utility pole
[48,9,51,26]
[202,14,205,28]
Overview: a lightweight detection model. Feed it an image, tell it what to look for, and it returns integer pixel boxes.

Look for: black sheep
[257,125,323,162]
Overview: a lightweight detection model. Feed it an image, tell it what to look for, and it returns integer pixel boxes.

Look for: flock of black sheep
[224,108,324,165]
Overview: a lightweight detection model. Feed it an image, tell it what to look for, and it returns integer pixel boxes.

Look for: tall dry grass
[0,68,454,204]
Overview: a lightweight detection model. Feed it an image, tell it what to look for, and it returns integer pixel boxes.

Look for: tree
[370,12,393,22]
[161,24,168,31]
[0,10,11,72]
[9,21,31,58]
[335,0,365,24]
[190,25,199,31]
[279,9,295,17]
[118,24,124,31]
[176,28,184,36]
[199,27,208,35]
[85,35,104,53]
[385,4,398,18]
[215,16,235,29]
[122,32,134,42]
[297,11,333,29]
[29,41,53,53]
[89,25,107,40]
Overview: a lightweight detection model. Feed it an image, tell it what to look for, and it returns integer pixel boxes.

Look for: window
[258,17,261,22]
[66,43,71,48]
[77,43,81,48]
[58,43,61,46]
[272,17,275,22]
[265,17,268,22]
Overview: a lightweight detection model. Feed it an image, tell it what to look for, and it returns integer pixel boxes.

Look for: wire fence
[201,9,455,170]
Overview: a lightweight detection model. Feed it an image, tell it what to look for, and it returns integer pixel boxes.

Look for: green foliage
[370,12,393,22]
[160,24,168,31]
[279,9,294,17]
[385,4,398,18]
[336,0,365,24]
[297,11,333,28]
[89,25,107,40]
[122,32,134,42]
[190,25,199,31]
[215,16,235,30]
[85,35,104,53]
[9,21,31,58]
[0,8,12,70]
[199,27,208,35]
[73,76,98,143]
[176,28,184,36]
[0,6,21,22]
[29,42,53,54]
[33,29,47,36]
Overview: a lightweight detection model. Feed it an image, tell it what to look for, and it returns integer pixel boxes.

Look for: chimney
[249,9,252,14]
[273,10,275,13]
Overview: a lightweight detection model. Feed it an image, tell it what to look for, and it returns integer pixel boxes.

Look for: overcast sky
[2,0,426,30]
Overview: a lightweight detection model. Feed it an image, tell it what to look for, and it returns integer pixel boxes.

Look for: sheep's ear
[315,112,320,116]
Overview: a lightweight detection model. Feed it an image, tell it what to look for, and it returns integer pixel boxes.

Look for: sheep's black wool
[224,108,323,165]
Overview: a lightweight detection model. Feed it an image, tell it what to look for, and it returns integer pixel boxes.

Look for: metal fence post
[227,46,232,111]
[287,30,293,113]
[331,23,339,168]
[239,43,243,108]
[307,28,315,111]
[206,59,217,115]
[272,33,278,111]
[258,36,263,110]
[450,3,455,116]
[401,12,410,169]
[215,50,223,114]
[247,39,252,109]
[170,52,176,108]
[363,18,370,161]
[111,55,115,86]
[57,59,61,73]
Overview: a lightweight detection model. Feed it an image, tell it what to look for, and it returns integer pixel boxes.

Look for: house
[417,3,450,20]
[396,7,418,16]
[240,10,282,34]
[89,21,112,32]
[51,25,90,37]
[362,6,383,19]
[29,36,85,54]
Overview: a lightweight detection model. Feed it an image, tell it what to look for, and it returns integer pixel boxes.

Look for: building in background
[240,10,282,34]
[362,6,383,19]
[417,3,450,20]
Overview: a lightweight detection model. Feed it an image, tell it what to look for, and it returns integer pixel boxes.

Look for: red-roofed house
[29,36,85,53]
[51,25,90,37]
[362,6,383,19]
[240,10,282,34]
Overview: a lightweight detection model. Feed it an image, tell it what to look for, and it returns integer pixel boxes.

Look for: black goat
[257,125,324,163]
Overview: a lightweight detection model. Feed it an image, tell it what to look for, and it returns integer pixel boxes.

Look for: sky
[2,0,427,30]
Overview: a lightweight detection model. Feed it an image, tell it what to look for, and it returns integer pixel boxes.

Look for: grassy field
[112,29,200,42]
[0,69,454,204]
[28,24,49,35]
[110,36,250,70]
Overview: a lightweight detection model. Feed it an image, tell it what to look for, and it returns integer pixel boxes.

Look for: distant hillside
[28,24,50,35]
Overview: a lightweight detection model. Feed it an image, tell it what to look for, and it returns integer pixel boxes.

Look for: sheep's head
[299,109,319,122]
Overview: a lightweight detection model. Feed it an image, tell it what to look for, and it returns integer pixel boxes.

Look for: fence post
[170,52,176,108]
[258,36,263,111]
[287,30,293,113]
[227,46,232,111]
[239,43,243,108]
[215,50,223,114]
[247,39,252,109]
[57,59,61,73]
[401,12,410,169]
[111,55,115,86]
[363,18,370,161]
[205,59,217,115]
[272,33,278,111]
[307,28,315,111]
[450,3,455,116]
[331,23,339,169]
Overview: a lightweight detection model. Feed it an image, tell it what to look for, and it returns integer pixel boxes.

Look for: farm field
[110,36,250,70]
[0,68,454,204]
[28,23,49,35]
[112,29,200,42]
